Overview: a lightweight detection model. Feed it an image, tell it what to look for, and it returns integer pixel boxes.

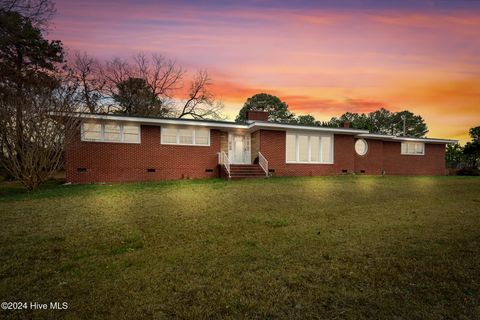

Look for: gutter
[355,133,458,144]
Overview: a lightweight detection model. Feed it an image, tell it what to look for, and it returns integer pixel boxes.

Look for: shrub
[457,167,480,176]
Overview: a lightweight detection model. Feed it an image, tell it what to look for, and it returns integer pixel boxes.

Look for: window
[81,121,140,143]
[179,128,194,144]
[123,124,140,143]
[104,122,121,142]
[355,139,368,156]
[286,134,296,162]
[285,132,333,164]
[310,136,320,162]
[82,122,101,141]
[195,128,209,145]
[161,126,210,146]
[321,135,333,163]
[161,127,177,144]
[401,142,425,155]
[298,135,309,162]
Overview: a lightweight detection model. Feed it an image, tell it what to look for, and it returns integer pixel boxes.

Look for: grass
[0,176,479,319]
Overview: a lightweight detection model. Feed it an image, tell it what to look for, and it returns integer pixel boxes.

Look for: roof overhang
[251,121,369,134]
[72,113,250,130]
[65,113,456,142]
[355,133,458,144]
[66,113,369,135]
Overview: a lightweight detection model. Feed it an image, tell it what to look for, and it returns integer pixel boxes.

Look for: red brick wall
[258,129,356,176]
[382,141,446,175]
[258,130,447,177]
[353,139,446,175]
[65,126,448,183]
[246,111,269,121]
[354,139,384,174]
[65,125,221,183]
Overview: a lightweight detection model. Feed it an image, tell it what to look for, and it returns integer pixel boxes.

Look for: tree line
[236,93,428,137]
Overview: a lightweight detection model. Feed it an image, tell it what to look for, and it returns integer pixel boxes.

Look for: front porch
[218,131,269,179]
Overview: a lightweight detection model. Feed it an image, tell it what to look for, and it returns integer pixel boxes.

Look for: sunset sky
[52,0,480,143]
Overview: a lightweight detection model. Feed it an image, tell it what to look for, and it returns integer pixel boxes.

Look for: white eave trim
[70,113,369,134]
[355,133,396,140]
[252,121,369,134]
[76,113,249,130]
[393,137,458,144]
[355,133,457,144]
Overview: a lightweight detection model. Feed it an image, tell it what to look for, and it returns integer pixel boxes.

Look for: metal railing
[258,152,268,177]
[219,151,232,178]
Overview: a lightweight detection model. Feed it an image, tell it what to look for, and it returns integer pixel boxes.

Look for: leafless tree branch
[0,0,55,28]
[71,51,105,113]
[178,70,224,120]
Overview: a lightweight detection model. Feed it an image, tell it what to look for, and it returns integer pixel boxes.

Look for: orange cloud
[278,96,390,114]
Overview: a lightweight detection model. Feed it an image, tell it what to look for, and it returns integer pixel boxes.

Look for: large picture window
[161,126,210,146]
[285,132,334,164]
[81,121,140,143]
[401,142,425,155]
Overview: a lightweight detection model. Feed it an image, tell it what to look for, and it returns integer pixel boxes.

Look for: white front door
[228,133,251,164]
[233,135,245,164]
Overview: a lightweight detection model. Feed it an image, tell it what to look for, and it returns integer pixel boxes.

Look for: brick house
[65,111,456,183]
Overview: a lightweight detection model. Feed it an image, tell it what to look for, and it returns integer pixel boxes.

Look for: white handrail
[219,151,231,178]
[258,152,268,177]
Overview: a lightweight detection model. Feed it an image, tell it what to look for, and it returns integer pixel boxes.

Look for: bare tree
[101,53,185,116]
[0,78,82,190]
[100,53,224,119]
[0,0,55,28]
[133,53,184,99]
[71,51,105,113]
[101,57,134,113]
[178,70,224,119]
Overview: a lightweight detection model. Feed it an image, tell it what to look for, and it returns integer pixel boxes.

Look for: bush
[457,167,480,176]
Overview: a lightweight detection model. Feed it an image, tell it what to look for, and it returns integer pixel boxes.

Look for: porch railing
[219,151,232,178]
[258,152,268,177]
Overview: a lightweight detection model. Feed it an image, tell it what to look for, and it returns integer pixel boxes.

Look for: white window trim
[401,142,425,156]
[160,126,211,147]
[285,132,334,164]
[355,139,368,156]
[81,122,141,144]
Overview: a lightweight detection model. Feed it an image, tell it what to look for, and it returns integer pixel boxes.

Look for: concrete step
[222,164,268,179]
[230,165,262,168]
[230,175,268,179]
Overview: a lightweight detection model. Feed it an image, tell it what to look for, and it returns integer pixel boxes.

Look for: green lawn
[1,176,479,319]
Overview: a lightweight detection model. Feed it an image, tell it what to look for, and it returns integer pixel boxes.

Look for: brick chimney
[246,110,269,122]
[342,121,351,128]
